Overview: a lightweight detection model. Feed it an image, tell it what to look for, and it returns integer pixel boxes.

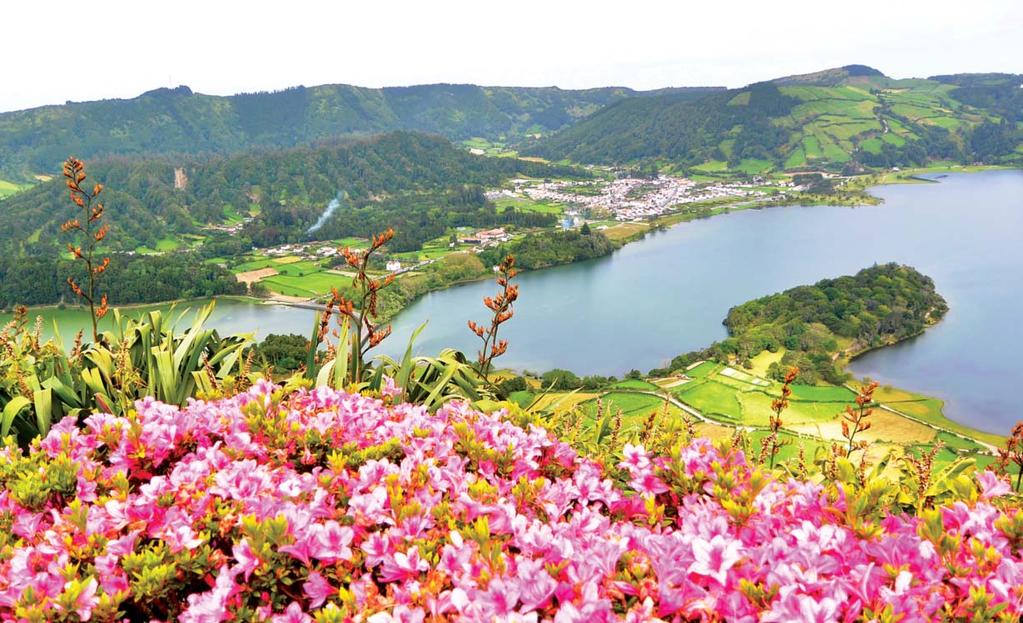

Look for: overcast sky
[2,0,1020,113]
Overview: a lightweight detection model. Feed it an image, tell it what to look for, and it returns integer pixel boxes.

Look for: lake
[383,170,1023,433]
[7,170,1021,433]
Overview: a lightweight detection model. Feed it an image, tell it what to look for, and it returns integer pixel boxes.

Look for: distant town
[497,175,786,222]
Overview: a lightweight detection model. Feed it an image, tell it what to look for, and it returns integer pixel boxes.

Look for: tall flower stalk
[315,229,396,383]
[61,157,110,342]
[468,255,518,385]
[998,422,1023,491]
[842,380,879,459]
[762,366,797,469]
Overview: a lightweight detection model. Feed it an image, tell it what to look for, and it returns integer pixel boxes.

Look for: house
[386,260,402,272]
[476,228,509,244]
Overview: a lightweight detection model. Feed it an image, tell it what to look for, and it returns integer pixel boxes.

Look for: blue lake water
[382,170,1023,433]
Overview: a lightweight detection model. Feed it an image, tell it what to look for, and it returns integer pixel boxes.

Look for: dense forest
[529,66,1023,170]
[527,82,800,166]
[480,227,617,270]
[0,132,583,255]
[0,83,721,181]
[651,264,948,383]
[0,253,245,309]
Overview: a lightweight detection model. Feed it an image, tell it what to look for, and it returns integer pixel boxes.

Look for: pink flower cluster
[1,380,1022,622]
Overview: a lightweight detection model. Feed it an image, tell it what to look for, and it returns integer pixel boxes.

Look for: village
[511,175,778,221]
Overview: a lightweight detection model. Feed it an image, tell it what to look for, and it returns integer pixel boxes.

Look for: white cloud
[1,0,1020,112]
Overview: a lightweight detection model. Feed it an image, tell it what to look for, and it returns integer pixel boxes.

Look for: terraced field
[513,357,998,471]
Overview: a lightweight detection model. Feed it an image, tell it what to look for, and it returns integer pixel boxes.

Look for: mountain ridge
[527,67,1023,171]
[0,82,722,181]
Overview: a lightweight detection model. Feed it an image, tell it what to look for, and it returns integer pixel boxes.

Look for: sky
[2,0,1020,113]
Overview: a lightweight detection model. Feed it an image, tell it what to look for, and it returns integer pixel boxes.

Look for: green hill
[0,83,721,182]
[0,131,579,256]
[528,66,1023,172]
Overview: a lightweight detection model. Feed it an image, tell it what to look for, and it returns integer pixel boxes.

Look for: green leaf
[835,458,858,484]
[32,389,54,436]
[1,396,31,438]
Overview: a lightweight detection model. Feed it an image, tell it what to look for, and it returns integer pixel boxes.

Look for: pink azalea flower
[382,376,401,398]
[621,443,651,471]
[688,535,743,585]
[978,470,1012,500]
[762,593,840,623]
[272,601,313,623]
[232,538,261,580]
[310,520,354,563]
[303,571,334,608]
[379,546,430,583]
[179,567,237,623]
[361,532,392,568]
[160,523,204,553]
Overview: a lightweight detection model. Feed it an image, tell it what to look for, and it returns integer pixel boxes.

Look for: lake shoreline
[7,165,1016,320]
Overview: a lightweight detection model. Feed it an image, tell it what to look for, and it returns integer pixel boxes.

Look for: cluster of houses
[262,242,339,258]
[203,217,253,235]
[457,227,511,246]
[507,176,771,221]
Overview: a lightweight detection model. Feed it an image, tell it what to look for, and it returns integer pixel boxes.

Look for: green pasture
[0,179,31,199]
[685,361,719,379]
[611,379,660,391]
[675,380,742,421]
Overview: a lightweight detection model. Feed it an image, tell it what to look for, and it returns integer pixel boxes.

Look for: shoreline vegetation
[2,163,1013,317]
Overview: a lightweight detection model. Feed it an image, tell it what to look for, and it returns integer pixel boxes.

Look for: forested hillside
[529,66,1023,171]
[0,131,582,255]
[0,83,721,181]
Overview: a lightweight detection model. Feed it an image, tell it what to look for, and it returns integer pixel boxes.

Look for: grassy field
[675,380,743,421]
[611,378,660,391]
[261,271,341,297]
[0,179,31,199]
[685,361,719,378]
[462,137,518,158]
[493,196,564,216]
[748,349,785,377]
[643,355,1000,461]
[602,222,650,242]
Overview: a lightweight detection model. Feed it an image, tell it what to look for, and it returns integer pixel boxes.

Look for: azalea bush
[1,382,1022,622]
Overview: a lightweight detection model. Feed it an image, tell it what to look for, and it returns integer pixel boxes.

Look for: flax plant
[310,229,396,386]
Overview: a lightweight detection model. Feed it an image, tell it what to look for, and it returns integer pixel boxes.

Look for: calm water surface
[9,171,1020,432]
[382,170,1023,433]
